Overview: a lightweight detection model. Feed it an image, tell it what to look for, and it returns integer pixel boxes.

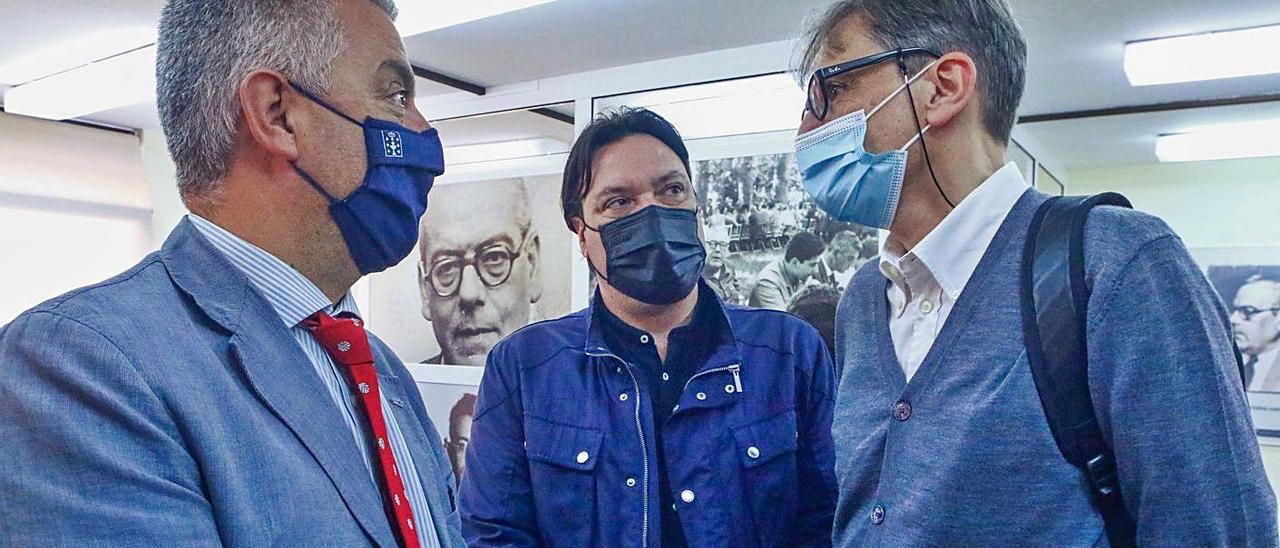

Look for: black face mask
[584,205,706,305]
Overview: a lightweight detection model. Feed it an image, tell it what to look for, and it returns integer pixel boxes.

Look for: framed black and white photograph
[1195,247,1280,439]
[365,174,574,366]
[692,151,878,351]
[407,364,484,486]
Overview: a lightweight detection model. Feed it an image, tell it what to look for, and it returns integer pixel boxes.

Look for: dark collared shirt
[596,286,723,548]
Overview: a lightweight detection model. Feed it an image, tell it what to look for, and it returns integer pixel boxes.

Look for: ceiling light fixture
[3,45,157,121]
[396,0,557,37]
[601,73,805,140]
[444,137,568,165]
[1155,119,1280,162]
[1125,24,1280,86]
[0,27,156,86]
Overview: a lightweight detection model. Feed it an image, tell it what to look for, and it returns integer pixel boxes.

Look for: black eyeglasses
[804,47,942,122]
[424,233,529,298]
[1232,305,1280,320]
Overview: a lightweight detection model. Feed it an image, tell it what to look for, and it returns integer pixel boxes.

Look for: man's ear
[572,218,589,260]
[238,69,301,162]
[525,232,543,304]
[921,52,978,131]
[417,260,432,322]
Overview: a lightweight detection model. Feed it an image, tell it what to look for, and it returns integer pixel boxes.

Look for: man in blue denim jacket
[459,108,837,547]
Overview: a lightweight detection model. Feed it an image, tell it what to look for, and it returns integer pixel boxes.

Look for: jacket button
[626,478,637,487]
[696,392,707,401]
[681,490,695,503]
[576,451,589,464]
[893,401,912,421]
[871,505,885,524]
[619,393,629,402]
[747,446,760,459]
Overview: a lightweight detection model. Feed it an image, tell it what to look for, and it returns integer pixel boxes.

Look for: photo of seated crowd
[694,152,878,351]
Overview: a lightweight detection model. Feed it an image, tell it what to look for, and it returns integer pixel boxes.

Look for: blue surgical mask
[290,82,445,275]
[794,61,935,229]
[585,205,706,305]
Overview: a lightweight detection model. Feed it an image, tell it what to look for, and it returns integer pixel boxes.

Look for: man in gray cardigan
[792,0,1277,545]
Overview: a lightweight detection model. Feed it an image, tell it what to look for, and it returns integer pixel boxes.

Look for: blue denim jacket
[460,281,837,547]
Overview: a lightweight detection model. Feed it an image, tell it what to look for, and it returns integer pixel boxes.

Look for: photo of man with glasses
[1212,269,1280,391]
[416,178,544,366]
[444,393,477,484]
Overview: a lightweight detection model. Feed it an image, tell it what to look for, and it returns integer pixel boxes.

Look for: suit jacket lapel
[1261,354,1280,391]
[161,219,398,548]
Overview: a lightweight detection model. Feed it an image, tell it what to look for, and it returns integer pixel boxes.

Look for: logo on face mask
[382,130,404,158]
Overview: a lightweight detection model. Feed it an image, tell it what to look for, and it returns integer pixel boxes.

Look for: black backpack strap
[1021,192,1137,547]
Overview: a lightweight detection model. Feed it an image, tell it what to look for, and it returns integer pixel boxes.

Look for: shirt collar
[187,214,359,327]
[585,281,736,358]
[879,162,1029,300]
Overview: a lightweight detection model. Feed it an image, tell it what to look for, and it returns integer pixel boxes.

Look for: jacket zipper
[681,363,744,395]
[587,351,649,548]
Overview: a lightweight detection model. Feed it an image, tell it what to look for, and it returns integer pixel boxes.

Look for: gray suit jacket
[1254,351,1280,392]
[0,219,464,547]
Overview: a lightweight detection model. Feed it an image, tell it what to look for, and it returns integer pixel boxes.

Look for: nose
[405,100,432,133]
[456,265,486,306]
[798,108,822,136]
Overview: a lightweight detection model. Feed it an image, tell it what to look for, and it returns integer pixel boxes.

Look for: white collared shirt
[879,163,1029,382]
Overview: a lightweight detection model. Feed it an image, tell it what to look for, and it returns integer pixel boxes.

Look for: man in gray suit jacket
[1232,274,1280,391]
[0,1,463,546]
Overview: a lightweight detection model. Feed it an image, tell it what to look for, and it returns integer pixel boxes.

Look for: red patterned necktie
[304,311,421,548]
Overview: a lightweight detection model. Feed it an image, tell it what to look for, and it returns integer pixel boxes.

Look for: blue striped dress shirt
[189,214,440,548]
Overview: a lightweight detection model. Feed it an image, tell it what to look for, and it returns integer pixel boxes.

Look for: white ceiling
[2,0,1279,170]
[1009,0,1280,170]
[401,0,832,86]
[1020,101,1280,170]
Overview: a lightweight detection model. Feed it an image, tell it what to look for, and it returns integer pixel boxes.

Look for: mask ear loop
[292,164,340,204]
[578,220,610,283]
[897,54,955,209]
[287,81,362,205]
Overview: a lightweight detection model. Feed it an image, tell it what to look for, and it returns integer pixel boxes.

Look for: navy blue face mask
[584,205,706,305]
[289,82,445,275]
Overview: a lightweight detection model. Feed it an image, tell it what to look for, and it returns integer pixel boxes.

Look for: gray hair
[1242,274,1280,305]
[156,0,398,201]
[794,0,1027,144]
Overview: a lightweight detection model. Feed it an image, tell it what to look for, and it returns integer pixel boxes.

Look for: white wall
[138,128,188,248]
[1069,156,1280,249]
[0,112,153,324]
[1068,155,1280,503]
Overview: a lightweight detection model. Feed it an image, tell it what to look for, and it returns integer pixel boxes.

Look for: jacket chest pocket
[524,416,603,547]
[732,409,799,547]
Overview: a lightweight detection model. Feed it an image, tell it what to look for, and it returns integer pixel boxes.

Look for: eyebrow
[429,234,519,262]
[378,58,416,95]
[656,169,690,183]
[590,170,690,202]
[590,184,631,205]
